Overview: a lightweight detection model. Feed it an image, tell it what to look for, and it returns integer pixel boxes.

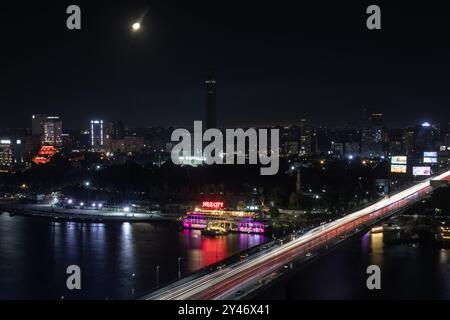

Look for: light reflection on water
[0,214,267,299]
[257,223,450,300]
[369,231,384,266]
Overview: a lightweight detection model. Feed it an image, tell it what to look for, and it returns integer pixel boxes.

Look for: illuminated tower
[205,72,217,129]
[90,120,104,152]
[299,115,312,155]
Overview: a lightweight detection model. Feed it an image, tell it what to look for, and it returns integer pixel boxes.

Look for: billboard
[424,152,437,157]
[424,157,438,164]
[391,156,407,165]
[413,166,431,176]
[423,151,437,164]
[202,201,224,209]
[391,164,407,173]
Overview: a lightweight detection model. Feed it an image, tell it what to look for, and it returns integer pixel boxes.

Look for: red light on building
[32,156,50,164]
[32,145,57,164]
[202,201,224,210]
[39,146,57,156]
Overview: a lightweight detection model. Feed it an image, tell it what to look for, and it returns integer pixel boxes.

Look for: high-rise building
[90,120,104,151]
[414,122,440,153]
[31,114,46,137]
[299,116,312,155]
[43,116,63,147]
[365,108,384,127]
[106,121,125,140]
[360,108,384,158]
[0,138,24,172]
[205,72,217,129]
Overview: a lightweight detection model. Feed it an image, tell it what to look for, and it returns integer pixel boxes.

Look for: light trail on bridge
[142,169,450,300]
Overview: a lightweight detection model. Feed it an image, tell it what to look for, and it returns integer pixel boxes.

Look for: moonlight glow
[132,22,141,31]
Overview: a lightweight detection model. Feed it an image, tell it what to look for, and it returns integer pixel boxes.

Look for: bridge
[141,169,450,300]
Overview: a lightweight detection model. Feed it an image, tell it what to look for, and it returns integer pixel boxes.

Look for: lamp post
[156,265,160,288]
[131,273,136,297]
[178,257,183,279]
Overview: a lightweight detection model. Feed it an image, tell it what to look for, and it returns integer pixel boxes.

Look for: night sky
[0,1,449,129]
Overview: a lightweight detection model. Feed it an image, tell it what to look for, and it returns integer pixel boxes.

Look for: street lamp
[156,265,160,287]
[178,257,183,279]
[131,273,136,297]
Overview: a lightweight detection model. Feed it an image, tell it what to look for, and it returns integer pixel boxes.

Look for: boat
[370,226,383,234]
[201,226,227,236]
[183,200,267,234]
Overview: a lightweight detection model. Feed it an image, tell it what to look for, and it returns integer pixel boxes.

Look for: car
[306,252,312,257]
[235,290,244,297]
[240,253,249,260]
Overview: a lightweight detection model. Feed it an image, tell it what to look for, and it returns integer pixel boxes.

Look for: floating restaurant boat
[370,226,384,234]
[182,201,268,234]
[201,226,228,236]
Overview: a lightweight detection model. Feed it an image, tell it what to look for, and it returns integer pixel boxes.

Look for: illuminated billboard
[423,151,437,164]
[424,152,437,157]
[391,156,407,165]
[413,166,431,176]
[202,201,224,209]
[424,157,438,164]
[391,164,407,173]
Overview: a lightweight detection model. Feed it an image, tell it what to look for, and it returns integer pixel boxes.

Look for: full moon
[132,22,141,31]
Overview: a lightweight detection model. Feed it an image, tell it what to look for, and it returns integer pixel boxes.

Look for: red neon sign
[202,201,224,209]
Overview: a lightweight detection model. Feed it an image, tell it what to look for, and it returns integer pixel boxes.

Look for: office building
[0,138,24,172]
[43,116,63,147]
[31,114,46,137]
[205,72,217,129]
[90,120,105,151]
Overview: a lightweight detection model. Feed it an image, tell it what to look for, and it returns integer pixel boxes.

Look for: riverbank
[0,203,181,223]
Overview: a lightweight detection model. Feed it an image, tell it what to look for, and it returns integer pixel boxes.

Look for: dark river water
[0,212,267,300]
[3,211,450,300]
[257,217,450,300]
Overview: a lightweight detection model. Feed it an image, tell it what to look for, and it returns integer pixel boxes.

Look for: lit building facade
[0,139,24,172]
[90,120,105,151]
[43,116,63,147]
[299,116,312,155]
